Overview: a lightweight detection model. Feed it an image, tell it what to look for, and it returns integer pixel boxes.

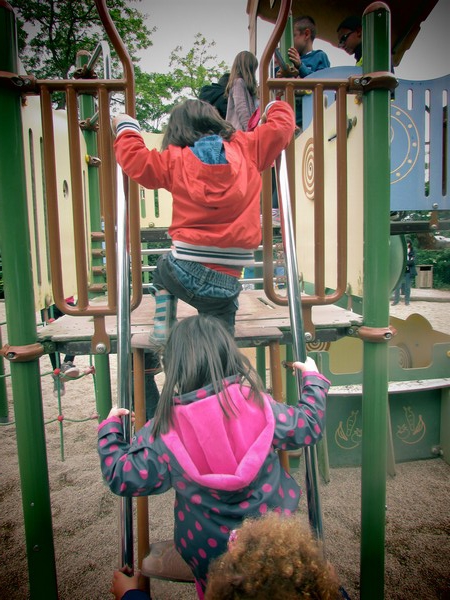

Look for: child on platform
[98,314,330,598]
[276,15,330,129]
[225,50,259,131]
[280,16,330,80]
[337,16,363,66]
[111,98,294,341]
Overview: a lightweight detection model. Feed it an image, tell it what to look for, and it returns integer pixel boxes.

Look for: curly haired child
[205,512,344,599]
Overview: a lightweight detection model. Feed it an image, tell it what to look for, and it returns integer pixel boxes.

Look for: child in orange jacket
[112,99,295,341]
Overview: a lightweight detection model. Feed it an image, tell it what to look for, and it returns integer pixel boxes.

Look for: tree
[134,67,182,132]
[169,33,228,100]
[9,2,228,129]
[134,35,229,131]
[10,0,154,80]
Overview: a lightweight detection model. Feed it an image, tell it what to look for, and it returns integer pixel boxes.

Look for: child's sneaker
[60,361,80,378]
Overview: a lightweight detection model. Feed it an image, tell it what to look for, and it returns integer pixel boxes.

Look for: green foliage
[10,0,154,79]
[134,34,228,132]
[168,33,228,101]
[134,67,182,132]
[414,248,450,289]
[10,3,228,129]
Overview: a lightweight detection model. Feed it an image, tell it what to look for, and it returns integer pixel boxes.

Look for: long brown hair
[225,50,258,98]
[161,99,235,150]
[151,315,266,437]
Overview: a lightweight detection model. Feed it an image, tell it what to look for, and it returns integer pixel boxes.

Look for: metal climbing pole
[360,4,395,598]
[77,47,114,422]
[0,325,8,422]
[116,165,134,569]
[0,2,58,597]
[275,151,324,543]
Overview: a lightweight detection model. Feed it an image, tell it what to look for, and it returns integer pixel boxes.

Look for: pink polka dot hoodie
[98,371,330,592]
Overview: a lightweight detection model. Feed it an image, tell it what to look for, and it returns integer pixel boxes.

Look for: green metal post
[360,4,392,598]
[77,52,113,420]
[0,324,8,421]
[280,14,294,61]
[94,353,113,422]
[256,346,266,387]
[0,2,58,597]
[77,51,105,292]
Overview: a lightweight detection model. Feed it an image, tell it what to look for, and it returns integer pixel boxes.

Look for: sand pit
[1,298,449,599]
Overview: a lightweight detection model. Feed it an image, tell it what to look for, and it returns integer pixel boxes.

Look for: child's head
[293,16,317,55]
[161,99,235,150]
[226,50,259,97]
[337,16,362,57]
[152,315,266,436]
[205,513,341,599]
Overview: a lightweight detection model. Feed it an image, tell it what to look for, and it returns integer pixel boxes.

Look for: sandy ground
[1,295,449,599]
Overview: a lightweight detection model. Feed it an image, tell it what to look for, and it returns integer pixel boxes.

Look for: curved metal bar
[275,150,324,545]
[259,0,291,306]
[258,0,291,111]
[86,40,112,79]
[116,163,134,569]
[93,0,142,314]
[94,0,135,116]
[263,74,351,308]
[97,0,139,559]
[93,2,138,563]
[41,0,142,322]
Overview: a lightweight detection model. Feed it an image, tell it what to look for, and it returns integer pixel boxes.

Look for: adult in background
[392,238,417,306]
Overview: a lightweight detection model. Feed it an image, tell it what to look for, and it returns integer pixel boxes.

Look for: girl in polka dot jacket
[98,314,330,598]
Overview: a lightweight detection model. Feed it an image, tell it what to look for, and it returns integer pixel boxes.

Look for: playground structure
[0,0,449,598]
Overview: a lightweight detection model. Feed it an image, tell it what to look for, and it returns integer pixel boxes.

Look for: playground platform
[35,289,363,356]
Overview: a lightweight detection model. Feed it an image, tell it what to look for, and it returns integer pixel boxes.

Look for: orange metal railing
[29,0,142,351]
[251,0,359,334]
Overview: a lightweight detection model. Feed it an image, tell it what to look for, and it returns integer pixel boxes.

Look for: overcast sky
[135,0,449,81]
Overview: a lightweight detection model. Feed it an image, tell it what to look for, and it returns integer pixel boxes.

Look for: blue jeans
[152,253,241,333]
[394,271,412,304]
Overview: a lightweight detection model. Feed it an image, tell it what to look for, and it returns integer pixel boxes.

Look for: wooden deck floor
[36,290,363,355]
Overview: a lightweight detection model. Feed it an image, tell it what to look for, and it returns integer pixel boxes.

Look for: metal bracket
[79,119,100,132]
[72,65,99,80]
[85,154,102,167]
[0,71,37,94]
[357,325,397,343]
[349,71,398,94]
[1,343,45,362]
[302,305,316,342]
[91,316,111,355]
